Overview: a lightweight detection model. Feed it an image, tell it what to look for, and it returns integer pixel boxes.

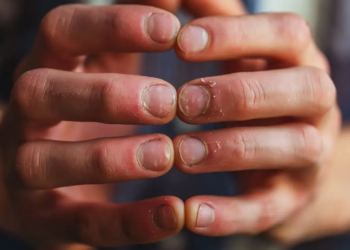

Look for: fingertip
[169,196,186,231]
[142,82,177,122]
[145,12,181,44]
[173,134,209,174]
[136,134,174,174]
[149,196,185,233]
[185,197,216,234]
[184,197,201,231]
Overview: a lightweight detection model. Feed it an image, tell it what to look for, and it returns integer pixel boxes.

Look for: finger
[17,4,180,75]
[173,124,323,173]
[183,0,246,17]
[129,0,245,16]
[177,67,336,123]
[16,134,173,189]
[131,0,181,13]
[11,69,176,124]
[184,186,309,236]
[27,196,184,247]
[176,13,328,70]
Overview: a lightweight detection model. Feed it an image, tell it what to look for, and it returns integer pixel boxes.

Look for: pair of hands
[0,1,344,249]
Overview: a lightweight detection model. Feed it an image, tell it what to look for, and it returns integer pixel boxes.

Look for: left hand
[171,12,340,243]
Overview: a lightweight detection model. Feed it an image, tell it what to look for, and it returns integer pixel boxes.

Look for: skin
[0,4,185,250]
[0,0,349,249]
[172,9,343,245]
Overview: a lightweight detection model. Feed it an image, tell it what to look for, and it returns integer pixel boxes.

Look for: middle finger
[177,67,335,124]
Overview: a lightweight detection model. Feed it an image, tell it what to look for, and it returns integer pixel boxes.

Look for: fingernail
[180,137,206,166]
[178,26,209,54]
[146,13,179,43]
[197,204,215,228]
[142,85,175,118]
[153,205,177,231]
[179,85,209,118]
[137,140,171,171]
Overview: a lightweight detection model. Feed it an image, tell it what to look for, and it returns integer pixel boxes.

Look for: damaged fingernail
[142,85,175,118]
[146,13,179,43]
[137,140,171,171]
[179,85,209,118]
[179,137,207,166]
[178,25,209,54]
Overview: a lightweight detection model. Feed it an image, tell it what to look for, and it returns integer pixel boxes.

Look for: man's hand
[121,0,246,16]
[0,4,185,249]
[172,13,341,243]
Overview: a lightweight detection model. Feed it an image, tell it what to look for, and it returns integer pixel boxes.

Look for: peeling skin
[209,81,217,87]
[207,141,222,154]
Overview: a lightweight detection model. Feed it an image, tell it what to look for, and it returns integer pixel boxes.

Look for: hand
[0,4,185,249]
[172,12,340,243]
[120,0,245,17]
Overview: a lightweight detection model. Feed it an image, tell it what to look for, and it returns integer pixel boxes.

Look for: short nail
[180,137,207,166]
[197,204,215,228]
[178,25,209,54]
[137,140,171,171]
[142,85,175,118]
[179,85,209,118]
[153,205,177,231]
[146,13,179,43]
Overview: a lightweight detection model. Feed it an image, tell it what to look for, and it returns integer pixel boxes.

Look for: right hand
[0,4,184,250]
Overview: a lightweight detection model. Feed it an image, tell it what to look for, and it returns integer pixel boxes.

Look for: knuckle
[304,67,336,114]
[12,69,50,113]
[272,13,312,50]
[230,75,265,118]
[256,201,278,233]
[230,131,257,163]
[96,78,118,116]
[293,125,323,165]
[75,208,99,245]
[120,212,140,243]
[39,5,76,53]
[90,142,115,181]
[15,143,44,188]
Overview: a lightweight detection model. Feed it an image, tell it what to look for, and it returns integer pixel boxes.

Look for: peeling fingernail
[153,205,177,231]
[180,137,206,166]
[178,25,209,54]
[142,85,175,118]
[179,85,209,118]
[146,13,179,43]
[137,140,171,171]
[197,204,215,228]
